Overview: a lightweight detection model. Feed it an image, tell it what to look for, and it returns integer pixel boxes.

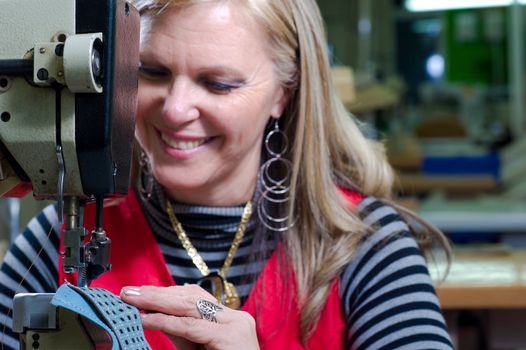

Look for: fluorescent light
[426,54,445,80]
[406,0,526,12]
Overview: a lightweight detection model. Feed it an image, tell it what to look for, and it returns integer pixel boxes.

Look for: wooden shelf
[388,153,422,171]
[434,250,526,309]
[397,174,497,195]
[421,210,526,233]
[347,84,400,114]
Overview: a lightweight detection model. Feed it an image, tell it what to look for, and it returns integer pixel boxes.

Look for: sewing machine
[0,0,140,348]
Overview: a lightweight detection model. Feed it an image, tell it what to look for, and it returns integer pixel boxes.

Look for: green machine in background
[445,8,508,85]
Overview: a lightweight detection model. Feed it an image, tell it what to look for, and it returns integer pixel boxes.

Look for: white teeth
[161,133,207,150]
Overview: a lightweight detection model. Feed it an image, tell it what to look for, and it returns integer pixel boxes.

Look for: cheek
[221,92,275,132]
[134,120,148,152]
[135,89,158,148]
[216,109,264,144]
[137,83,157,115]
[135,105,149,131]
[135,103,149,138]
[136,82,164,123]
[221,114,270,155]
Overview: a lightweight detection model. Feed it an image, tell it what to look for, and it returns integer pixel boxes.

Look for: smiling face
[136,2,288,205]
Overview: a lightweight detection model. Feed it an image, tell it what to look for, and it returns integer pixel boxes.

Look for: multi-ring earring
[257,119,295,232]
[138,150,154,200]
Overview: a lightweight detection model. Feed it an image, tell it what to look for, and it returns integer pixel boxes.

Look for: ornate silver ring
[196,299,223,323]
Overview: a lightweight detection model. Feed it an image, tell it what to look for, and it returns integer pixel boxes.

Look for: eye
[203,80,237,93]
[139,64,170,80]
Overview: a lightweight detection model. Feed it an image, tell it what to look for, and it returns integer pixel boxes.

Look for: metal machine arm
[1,0,140,347]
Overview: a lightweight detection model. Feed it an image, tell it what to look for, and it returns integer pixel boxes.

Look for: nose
[161,77,199,124]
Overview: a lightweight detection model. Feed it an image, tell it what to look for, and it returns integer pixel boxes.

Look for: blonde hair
[131,0,450,343]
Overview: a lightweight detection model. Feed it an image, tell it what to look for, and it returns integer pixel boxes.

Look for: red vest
[59,189,363,349]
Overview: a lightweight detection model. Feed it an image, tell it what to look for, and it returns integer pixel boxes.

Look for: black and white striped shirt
[0,197,453,350]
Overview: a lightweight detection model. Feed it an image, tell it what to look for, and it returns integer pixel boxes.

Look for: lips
[160,132,210,151]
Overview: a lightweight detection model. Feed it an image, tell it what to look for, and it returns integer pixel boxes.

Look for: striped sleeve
[341,197,453,350]
[0,204,61,350]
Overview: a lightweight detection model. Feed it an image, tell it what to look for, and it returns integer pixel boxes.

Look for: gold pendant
[223,280,240,309]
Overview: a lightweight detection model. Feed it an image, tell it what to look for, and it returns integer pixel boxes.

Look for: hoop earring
[138,150,154,199]
[257,120,295,232]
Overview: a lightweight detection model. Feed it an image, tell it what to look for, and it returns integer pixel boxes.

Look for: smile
[161,133,210,151]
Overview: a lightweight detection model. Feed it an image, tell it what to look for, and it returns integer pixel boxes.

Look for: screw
[39,47,46,54]
[57,71,64,77]
[58,33,67,42]
[37,68,49,81]
[55,44,64,56]
[1,112,10,122]
[0,78,8,88]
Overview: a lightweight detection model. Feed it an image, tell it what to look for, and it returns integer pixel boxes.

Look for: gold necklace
[165,199,253,309]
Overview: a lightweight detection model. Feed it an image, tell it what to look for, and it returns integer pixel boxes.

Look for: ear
[270,87,290,119]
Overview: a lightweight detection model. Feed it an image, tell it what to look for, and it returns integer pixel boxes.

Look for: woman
[0,0,453,349]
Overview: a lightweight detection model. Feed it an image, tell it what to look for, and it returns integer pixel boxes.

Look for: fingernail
[122,286,141,296]
[140,313,148,319]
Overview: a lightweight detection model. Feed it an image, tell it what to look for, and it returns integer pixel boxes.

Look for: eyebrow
[139,54,247,83]
[139,47,166,60]
[197,66,246,80]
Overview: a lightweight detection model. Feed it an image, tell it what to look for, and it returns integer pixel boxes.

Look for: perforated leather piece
[70,285,151,350]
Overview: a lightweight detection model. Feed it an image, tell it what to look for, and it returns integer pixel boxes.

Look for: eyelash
[139,65,169,79]
[139,65,239,93]
[204,80,236,93]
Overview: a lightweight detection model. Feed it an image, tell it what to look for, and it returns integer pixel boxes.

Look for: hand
[120,284,260,350]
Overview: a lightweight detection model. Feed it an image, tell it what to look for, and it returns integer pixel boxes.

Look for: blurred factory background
[321,2,526,349]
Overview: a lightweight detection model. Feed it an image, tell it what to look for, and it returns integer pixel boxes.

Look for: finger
[120,285,216,319]
[121,285,199,317]
[141,313,221,346]
[143,312,257,349]
[122,284,211,301]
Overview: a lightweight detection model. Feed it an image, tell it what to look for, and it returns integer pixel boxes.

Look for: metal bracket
[33,42,66,86]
